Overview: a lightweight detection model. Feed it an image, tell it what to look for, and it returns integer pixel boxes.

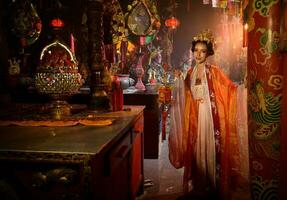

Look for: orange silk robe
[169,64,241,199]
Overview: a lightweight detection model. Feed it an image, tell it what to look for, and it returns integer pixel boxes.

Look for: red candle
[70,33,75,54]
[243,23,248,47]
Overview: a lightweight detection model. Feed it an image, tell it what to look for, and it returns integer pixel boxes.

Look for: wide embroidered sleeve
[211,65,243,199]
[168,74,186,169]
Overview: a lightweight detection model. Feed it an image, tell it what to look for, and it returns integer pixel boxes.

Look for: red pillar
[280,53,287,200]
[279,2,287,198]
[247,0,283,199]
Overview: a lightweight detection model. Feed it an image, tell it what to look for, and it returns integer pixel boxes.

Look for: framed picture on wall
[280,0,287,52]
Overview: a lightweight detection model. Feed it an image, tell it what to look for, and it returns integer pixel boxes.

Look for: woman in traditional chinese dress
[169,30,242,199]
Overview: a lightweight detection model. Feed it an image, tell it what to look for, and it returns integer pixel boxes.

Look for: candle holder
[134,47,146,90]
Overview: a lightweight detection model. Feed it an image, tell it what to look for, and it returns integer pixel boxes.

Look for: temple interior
[0,0,286,199]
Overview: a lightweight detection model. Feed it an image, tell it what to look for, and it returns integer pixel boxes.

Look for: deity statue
[144,47,165,84]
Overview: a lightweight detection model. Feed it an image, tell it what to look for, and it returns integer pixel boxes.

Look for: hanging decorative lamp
[165,0,180,29]
[165,16,180,29]
[50,18,65,28]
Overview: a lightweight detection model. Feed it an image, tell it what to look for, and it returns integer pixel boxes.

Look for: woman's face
[193,42,208,64]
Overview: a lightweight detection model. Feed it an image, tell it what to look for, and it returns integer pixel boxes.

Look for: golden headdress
[192,29,215,48]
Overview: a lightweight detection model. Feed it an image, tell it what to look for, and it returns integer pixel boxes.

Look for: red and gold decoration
[247,0,283,199]
[104,0,128,71]
[158,75,172,141]
[279,1,287,52]
[107,0,127,45]
[34,40,83,119]
[280,3,287,199]
[280,48,287,199]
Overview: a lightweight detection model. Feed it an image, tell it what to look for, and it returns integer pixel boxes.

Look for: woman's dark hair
[191,40,214,56]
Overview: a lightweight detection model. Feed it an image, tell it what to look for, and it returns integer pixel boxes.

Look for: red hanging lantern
[50,18,65,28]
[165,17,180,29]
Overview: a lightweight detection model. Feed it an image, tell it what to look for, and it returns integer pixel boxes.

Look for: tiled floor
[137,132,251,200]
[137,138,185,200]
[137,138,214,200]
